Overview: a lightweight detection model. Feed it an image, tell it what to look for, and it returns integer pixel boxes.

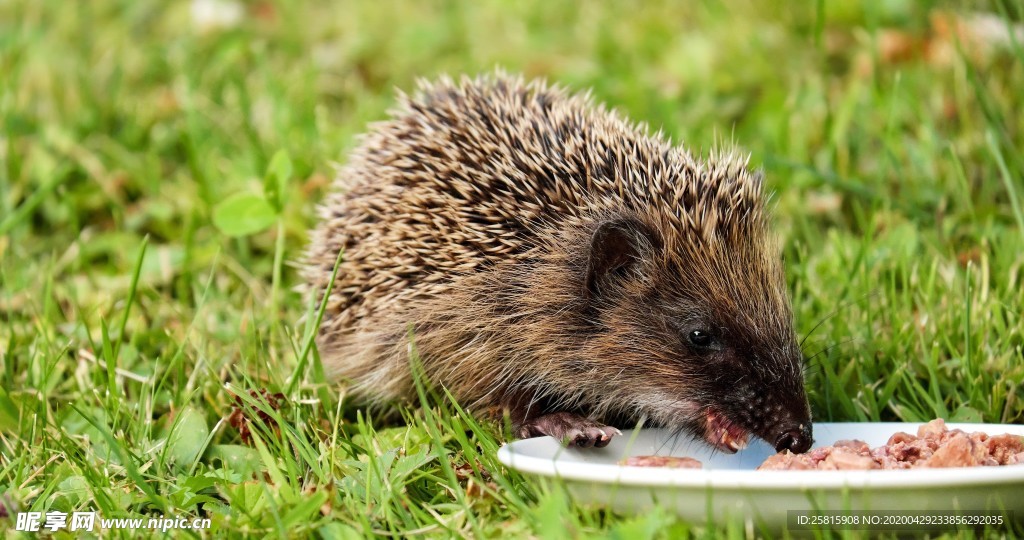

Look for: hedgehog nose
[775,425,813,454]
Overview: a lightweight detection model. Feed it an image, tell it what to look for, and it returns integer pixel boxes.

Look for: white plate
[497,422,1024,530]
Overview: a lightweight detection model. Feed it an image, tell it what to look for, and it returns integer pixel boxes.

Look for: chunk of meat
[833,439,871,455]
[987,434,1024,465]
[822,449,880,470]
[620,455,702,468]
[923,433,979,468]
[918,418,947,438]
[757,451,816,470]
[886,431,916,445]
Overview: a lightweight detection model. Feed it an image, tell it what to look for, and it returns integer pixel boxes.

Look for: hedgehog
[303,73,813,454]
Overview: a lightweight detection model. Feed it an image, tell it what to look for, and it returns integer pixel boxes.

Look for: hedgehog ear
[584,218,659,299]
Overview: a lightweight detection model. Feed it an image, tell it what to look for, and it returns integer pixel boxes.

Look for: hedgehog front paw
[516,412,621,448]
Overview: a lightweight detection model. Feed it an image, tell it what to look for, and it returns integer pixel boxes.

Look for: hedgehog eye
[687,329,714,348]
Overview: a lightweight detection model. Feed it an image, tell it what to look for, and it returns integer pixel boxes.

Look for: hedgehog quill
[304,73,813,453]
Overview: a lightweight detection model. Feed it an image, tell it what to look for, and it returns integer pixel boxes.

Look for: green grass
[2,0,1023,537]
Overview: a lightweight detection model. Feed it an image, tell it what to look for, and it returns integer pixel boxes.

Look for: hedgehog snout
[727,371,813,454]
[774,424,813,453]
[761,393,813,453]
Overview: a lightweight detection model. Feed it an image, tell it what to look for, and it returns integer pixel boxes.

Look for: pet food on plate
[620,455,703,468]
[758,418,1024,470]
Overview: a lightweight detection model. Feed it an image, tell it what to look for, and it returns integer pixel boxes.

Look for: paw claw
[516,412,619,449]
[573,432,594,448]
[567,425,615,448]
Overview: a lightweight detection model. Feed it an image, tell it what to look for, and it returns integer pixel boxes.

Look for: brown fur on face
[303,72,812,452]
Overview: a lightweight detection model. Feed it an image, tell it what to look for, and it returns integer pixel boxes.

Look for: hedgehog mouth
[703,408,749,453]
